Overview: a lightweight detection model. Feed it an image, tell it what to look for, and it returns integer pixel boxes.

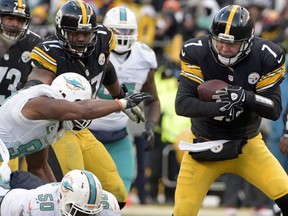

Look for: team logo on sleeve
[248,72,260,84]
[98,53,105,65]
[21,51,31,63]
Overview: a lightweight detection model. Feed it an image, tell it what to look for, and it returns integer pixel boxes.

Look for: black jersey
[177,35,285,140]
[0,30,42,105]
[30,25,116,98]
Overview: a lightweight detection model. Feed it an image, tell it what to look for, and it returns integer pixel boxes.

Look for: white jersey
[1,182,61,216]
[1,184,121,216]
[0,85,64,160]
[89,42,157,131]
[100,190,121,216]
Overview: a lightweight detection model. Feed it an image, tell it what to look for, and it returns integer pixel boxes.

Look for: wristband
[115,99,123,111]
[255,95,274,108]
[119,99,127,109]
[283,134,288,138]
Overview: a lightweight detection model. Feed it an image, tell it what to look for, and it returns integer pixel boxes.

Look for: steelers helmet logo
[248,72,260,84]
[98,53,105,65]
[21,51,31,63]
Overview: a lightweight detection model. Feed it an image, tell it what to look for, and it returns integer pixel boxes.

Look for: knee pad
[275,194,288,216]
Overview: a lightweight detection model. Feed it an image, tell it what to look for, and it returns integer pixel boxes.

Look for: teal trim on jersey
[119,7,127,21]
[97,83,136,100]
[83,170,97,205]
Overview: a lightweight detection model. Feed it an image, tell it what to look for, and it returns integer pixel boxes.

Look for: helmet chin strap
[0,32,18,49]
[212,38,251,66]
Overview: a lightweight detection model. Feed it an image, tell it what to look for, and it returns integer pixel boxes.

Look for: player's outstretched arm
[21,92,153,121]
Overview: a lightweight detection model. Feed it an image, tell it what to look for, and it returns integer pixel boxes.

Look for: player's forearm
[175,80,221,117]
[244,86,282,121]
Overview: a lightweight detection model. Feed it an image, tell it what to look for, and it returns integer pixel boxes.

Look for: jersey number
[0,67,21,105]
[38,194,54,211]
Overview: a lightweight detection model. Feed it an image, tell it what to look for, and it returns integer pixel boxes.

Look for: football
[197,79,229,102]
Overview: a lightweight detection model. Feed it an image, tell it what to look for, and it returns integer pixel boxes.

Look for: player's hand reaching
[117,92,154,109]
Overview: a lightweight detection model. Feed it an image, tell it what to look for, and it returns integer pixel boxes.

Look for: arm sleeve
[175,77,222,118]
[102,61,118,86]
[246,85,282,120]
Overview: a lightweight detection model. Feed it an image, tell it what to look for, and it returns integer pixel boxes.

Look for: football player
[88,6,160,193]
[1,169,121,216]
[0,0,42,172]
[26,0,142,208]
[173,5,288,216]
[0,0,42,105]
[0,72,151,183]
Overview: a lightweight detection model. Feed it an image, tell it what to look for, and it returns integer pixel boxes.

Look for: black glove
[212,85,245,120]
[213,85,245,111]
[224,105,244,122]
[120,92,154,109]
[141,121,156,151]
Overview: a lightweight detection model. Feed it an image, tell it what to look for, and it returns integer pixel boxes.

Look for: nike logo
[43,45,50,52]
[181,49,185,57]
[277,55,283,63]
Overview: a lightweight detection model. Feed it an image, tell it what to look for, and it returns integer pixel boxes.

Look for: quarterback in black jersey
[27,0,129,208]
[173,5,288,216]
[0,0,42,106]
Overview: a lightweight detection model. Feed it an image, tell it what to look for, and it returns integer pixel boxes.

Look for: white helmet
[59,170,103,216]
[103,6,138,53]
[51,72,92,131]
[51,72,92,102]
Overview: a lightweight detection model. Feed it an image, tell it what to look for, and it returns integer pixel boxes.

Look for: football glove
[123,106,146,123]
[118,92,154,109]
[212,85,245,112]
[141,121,156,151]
[224,105,244,122]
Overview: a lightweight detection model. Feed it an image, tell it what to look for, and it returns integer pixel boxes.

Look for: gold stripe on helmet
[77,0,87,24]
[17,0,22,12]
[224,5,239,35]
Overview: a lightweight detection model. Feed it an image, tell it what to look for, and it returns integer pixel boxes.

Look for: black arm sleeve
[175,77,222,118]
[246,85,282,121]
[102,60,118,86]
